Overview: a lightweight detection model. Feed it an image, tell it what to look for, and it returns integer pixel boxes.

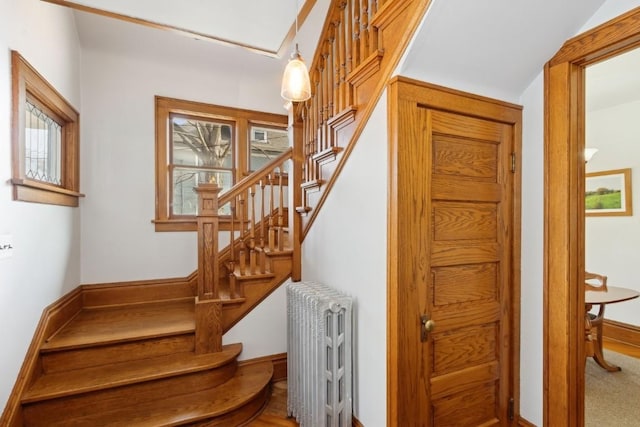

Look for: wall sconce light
[584,147,599,163]
[281,0,311,102]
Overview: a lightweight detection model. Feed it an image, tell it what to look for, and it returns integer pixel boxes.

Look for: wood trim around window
[11,50,83,207]
[154,96,287,232]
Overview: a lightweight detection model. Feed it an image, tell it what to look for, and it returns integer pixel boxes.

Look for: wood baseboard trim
[239,352,288,382]
[518,416,536,426]
[0,287,83,427]
[80,272,197,308]
[603,319,640,347]
[353,415,364,427]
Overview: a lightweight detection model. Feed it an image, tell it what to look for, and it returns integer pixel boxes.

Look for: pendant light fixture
[281,0,311,102]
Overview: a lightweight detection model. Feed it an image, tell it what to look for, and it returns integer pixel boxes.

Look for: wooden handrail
[219,148,293,207]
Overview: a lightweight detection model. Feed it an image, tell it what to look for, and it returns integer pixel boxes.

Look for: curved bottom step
[43,361,273,427]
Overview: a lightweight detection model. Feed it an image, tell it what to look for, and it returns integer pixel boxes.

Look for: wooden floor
[249,343,639,427]
[249,381,298,426]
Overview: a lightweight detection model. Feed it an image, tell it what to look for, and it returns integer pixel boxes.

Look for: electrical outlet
[0,234,14,259]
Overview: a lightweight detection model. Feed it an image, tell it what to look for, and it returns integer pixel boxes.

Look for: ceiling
[400,0,608,103]
[45,0,638,112]
[44,0,314,57]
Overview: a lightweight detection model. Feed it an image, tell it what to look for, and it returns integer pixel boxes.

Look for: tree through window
[154,97,288,231]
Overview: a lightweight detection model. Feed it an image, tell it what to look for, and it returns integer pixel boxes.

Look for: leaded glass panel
[24,100,62,185]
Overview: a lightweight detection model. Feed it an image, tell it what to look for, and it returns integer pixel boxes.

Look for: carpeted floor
[585,350,640,426]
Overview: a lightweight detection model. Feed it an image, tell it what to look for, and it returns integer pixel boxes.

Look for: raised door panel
[426,110,512,426]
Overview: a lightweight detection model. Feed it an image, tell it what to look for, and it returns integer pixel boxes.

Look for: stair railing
[196,148,293,302]
[292,0,430,240]
[194,148,292,353]
[297,0,385,188]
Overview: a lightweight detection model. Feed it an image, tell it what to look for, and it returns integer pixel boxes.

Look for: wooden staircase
[4,152,295,426]
[21,299,272,426]
[3,0,434,425]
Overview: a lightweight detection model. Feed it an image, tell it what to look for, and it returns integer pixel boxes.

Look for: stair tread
[42,299,195,351]
[46,361,273,427]
[23,343,243,403]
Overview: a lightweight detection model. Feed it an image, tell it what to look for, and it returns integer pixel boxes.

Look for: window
[11,51,82,206]
[249,125,290,172]
[155,97,287,231]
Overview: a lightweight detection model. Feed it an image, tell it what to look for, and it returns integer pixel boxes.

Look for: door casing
[544,7,640,426]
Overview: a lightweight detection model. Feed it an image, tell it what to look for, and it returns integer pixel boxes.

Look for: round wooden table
[585,286,640,371]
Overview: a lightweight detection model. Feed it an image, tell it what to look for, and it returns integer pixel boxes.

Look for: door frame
[387,76,522,426]
[544,7,640,426]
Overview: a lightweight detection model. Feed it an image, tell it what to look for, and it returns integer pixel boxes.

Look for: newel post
[194,183,223,353]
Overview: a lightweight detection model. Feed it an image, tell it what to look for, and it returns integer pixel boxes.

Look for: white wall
[301,92,388,425]
[586,100,640,325]
[0,0,81,411]
[79,47,285,283]
[518,73,545,426]
[79,44,290,359]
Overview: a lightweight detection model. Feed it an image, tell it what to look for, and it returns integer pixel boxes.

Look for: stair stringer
[221,250,293,333]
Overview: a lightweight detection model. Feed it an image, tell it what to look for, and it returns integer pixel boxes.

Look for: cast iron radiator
[286,281,353,427]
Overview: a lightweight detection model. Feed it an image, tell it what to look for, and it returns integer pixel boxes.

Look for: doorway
[544,7,640,426]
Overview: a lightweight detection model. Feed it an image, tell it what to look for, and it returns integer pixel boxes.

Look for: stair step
[42,299,195,351]
[233,270,276,281]
[23,343,242,403]
[263,247,293,256]
[39,361,273,427]
[41,334,196,374]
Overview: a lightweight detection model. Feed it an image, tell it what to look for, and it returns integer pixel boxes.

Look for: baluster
[303,105,309,182]
[308,93,315,179]
[268,173,276,251]
[238,193,246,275]
[317,60,325,153]
[322,45,330,151]
[369,0,378,52]
[259,179,266,273]
[332,21,340,116]
[248,185,257,274]
[360,0,370,59]
[315,71,322,158]
[228,200,237,297]
[344,1,352,80]
[278,169,285,251]
[352,0,361,68]
[327,27,335,130]
[344,2,354,105]
[306,103,312,181]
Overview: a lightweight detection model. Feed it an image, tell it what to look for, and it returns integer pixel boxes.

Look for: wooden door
[388,77,521,427]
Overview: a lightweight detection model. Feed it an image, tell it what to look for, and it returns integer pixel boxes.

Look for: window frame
[154,96,287,232]
[11,50,83,207]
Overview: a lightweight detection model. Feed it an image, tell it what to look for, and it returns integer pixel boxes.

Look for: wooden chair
[585,271,608,292]
[584,271,607,359]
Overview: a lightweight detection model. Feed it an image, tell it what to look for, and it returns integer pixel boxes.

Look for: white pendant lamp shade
[281,44,311,102]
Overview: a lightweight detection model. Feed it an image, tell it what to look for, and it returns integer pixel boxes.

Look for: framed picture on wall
[585,168,633,216]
